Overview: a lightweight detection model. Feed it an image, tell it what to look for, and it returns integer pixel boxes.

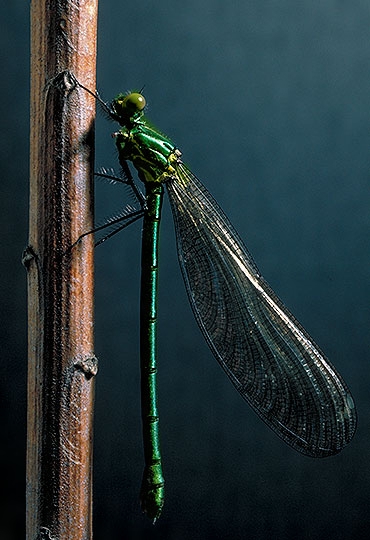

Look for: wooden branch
[27,1,98,538]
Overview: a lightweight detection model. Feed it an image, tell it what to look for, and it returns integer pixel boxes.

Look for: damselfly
[75,78,356,521]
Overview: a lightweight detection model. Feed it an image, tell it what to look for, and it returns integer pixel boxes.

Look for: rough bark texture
[27,1,98,538]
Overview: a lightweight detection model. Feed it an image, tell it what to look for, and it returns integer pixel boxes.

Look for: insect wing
[166,163,356,457]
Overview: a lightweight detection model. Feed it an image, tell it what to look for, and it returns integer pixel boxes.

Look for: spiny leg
[72,160,146,249]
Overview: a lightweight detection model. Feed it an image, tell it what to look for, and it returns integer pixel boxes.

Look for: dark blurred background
[2,1,370,538]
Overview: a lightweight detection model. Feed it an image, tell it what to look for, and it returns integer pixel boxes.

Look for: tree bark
[27,1,98,538]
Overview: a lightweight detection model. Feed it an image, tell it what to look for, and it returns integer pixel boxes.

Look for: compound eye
[112,92,146,123]
[124,92,146,112]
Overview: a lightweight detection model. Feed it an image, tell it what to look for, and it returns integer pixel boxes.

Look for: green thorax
[111,92,179,185]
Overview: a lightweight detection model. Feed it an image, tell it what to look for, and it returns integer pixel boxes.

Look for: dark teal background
[2,1,370,538]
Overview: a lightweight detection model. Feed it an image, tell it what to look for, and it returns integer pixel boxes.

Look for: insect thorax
[115,121,180,185]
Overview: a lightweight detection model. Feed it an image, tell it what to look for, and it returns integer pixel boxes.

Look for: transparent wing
[166,163,356,457]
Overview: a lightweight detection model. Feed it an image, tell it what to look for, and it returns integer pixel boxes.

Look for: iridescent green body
[113,93,180,520]
[137,183,164,519]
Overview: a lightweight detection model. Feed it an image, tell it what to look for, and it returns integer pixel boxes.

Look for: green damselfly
[75,78,356,521]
